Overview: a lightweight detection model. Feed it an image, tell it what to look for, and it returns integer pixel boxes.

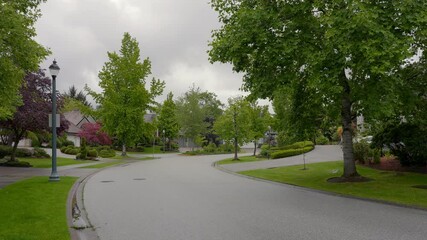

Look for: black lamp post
[49,60,60,182]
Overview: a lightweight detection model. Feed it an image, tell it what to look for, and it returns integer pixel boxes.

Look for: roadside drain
[133,178,146,181]
[101,180,115,183]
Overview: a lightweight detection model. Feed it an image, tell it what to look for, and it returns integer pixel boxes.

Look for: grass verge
[0,176,77,240]
[80,160,125,169]
[19,157,93,168]
[216,155,268,165]
[239,161,427,209]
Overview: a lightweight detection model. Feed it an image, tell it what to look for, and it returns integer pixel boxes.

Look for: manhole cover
[133,178,146,181]
[101,180,114,183]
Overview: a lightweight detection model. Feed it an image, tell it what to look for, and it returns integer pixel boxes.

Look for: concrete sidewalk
[219,145,343,172]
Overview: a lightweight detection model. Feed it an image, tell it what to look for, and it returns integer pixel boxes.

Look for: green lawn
[80,160,125,169]
[19,157,93,168]
[216,155,268,165]
[0,176,77,240]
[240,161,427,209]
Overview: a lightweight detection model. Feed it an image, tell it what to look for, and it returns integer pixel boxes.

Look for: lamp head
[49,60,60,77]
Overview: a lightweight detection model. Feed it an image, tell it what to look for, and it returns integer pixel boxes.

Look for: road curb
[67,169,102,240]
[213,161,427,213]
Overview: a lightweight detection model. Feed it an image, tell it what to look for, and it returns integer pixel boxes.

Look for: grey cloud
[35,0,261,107]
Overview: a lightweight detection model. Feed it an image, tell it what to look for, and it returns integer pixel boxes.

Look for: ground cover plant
[240,161,427,209]
[0,176,77,240]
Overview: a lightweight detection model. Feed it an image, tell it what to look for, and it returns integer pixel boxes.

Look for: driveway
[84,152,427,240]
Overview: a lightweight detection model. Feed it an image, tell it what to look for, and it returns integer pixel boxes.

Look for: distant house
[63,110,96,147]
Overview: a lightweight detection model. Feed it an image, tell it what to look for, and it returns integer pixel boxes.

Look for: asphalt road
[84,150,427,240]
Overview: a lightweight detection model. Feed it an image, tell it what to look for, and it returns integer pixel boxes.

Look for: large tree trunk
[9,130,24,162]
[121,143,127,156]
[10,139,20,162]
[253,141,257,156]
[340,70,359,178]
[233,137,238,160]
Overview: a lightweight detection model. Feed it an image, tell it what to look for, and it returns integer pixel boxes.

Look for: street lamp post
[268,126,271,159]
[49,60,60,182]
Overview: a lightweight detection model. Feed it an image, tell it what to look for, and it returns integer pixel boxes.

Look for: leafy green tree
[247,101,271,156]
[158,92,180,151]
[176,86,208,151]
[87,32,164,156]
[214,97,250,160]
[209,0,427,179]
[0,0,50,119]
[175,85,223,150]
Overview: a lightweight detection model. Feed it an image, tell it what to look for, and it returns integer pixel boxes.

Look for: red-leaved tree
[78,122,112,146]
[0,70,69,161]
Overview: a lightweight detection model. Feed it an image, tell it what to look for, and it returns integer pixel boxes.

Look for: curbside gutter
[67,169,102,240]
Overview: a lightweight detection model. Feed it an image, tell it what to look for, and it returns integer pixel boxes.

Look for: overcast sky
[34,0,271,108]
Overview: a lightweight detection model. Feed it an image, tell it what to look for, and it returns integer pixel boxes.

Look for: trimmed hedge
[0,145,12,159]
[270,146,314,159]
[88,149,98,158]
[271,141,314,151]
[99,149,116,158]
[33,148,50,158]
[15,148,33,157]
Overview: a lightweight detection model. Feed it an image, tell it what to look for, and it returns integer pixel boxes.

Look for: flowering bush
[78,122,112,146]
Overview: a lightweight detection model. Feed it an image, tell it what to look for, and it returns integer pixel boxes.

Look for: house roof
[63,110,96,134]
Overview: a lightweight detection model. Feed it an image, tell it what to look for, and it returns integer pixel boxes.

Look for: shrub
[353,140,381,164]
[68,149,79,155]
[62,140,74,147]
[292,141,314,149]
[96,145,111,152]
[0,159,32,167]
[135,146,145,152]
[372,123,427,166]
[170,142,179,151]
[99,149,116,158]
[27,131,41,147]
[219,143,234,153]
[270,146,314,159]
[316,136,329,145]
[15,148,33,157]
[79,138,88,160]
[203,143,217,153]
[271,141,314,151]
[33,147,50,158]
[70,148,79,155]
[88,149,98,158]
[60,146,67,153]
[353,141,370,164]
[0,145,12,159]
[259,145,270,157]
